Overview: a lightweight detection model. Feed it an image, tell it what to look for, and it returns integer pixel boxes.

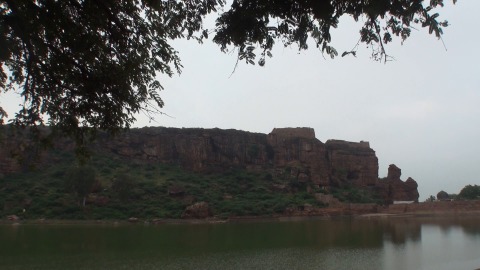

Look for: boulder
[128,217,139,223]
[168,186,185,197]
[315,193,341,206]
[182,201,211,219]
[7,215,20,221]
[303,203,314,212]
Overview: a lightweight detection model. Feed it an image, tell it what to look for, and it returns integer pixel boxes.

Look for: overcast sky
[2,1,478,200]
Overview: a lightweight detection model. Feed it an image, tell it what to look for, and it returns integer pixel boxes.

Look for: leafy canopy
[458,185,480,200]
[0,0,455,144]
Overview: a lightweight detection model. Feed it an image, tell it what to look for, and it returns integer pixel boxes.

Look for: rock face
[267,128,330,186]
[95,127,379,189]
[325,140,378,187]
[0,126,420,204]
[376,164,420,203]
[101,127,270,171]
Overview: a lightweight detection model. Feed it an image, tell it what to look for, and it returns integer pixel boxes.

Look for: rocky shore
[3,200,480,225]
[246,200,480,219]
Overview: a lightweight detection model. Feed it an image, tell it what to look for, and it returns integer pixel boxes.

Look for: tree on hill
[436,190,449,201]
[458,185,480,200]
[65,165,96,207]
[0,0,456,145]
[111,173,136,202]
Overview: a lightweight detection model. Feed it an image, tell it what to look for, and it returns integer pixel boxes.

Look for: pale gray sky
[2,1,478,200]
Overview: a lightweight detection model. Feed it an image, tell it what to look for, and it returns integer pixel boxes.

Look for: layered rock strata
[0,126,419,203]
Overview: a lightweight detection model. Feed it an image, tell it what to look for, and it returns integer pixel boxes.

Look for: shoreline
[2,208,480,226]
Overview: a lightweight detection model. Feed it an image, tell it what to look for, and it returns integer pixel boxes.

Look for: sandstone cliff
[325,140,378,187]
[0,126,419,204]
[376,164,420,203]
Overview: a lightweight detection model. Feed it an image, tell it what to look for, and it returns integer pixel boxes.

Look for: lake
[1,216,479,270]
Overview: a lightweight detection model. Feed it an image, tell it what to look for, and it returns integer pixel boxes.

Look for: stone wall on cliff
[269,127,316,140]
[383,200,480,214]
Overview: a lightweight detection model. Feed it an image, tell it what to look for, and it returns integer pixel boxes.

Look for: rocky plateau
[0,126,419,204]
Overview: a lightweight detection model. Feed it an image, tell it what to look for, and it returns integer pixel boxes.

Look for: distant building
[393,201,415,204]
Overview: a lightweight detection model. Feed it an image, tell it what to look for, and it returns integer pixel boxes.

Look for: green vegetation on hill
[330,186,382,205]
[0,154,303,220]
[0,151,382,220]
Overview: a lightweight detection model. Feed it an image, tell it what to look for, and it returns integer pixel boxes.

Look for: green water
[1,217,479,270]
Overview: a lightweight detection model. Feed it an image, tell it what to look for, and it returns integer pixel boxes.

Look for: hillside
[0,126,419,220]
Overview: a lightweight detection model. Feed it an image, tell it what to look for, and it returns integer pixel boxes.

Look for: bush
[437,190,449,200]
[458,185,480,200]
[111,173,136,201]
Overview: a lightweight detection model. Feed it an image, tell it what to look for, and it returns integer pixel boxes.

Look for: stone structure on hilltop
[269,127,316,140]
[0,126,419,204]
[267,127,330,186]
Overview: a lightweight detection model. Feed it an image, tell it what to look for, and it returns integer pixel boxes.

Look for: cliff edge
[0,126,419,204]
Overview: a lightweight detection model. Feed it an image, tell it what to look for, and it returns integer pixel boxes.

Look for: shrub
[458,185,480,200]
[111,173,137,201]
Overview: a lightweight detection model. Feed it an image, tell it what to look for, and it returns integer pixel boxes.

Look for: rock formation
[376,164,420,203]
[182,201,211,219]
[325,140,378,187]
[0,126,420,204]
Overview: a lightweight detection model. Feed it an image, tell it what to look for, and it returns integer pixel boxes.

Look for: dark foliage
[65,165,96,206]
[436,190,449,200]
[458,185,480,200]
[1,0,455,144]
[0,152,339,220]
[214,0,454,65]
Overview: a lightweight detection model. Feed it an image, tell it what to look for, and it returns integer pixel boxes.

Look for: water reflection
[1,216,480,270]
[381,216,480,270]
[1,219,386,255]
[381,218,421,245]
